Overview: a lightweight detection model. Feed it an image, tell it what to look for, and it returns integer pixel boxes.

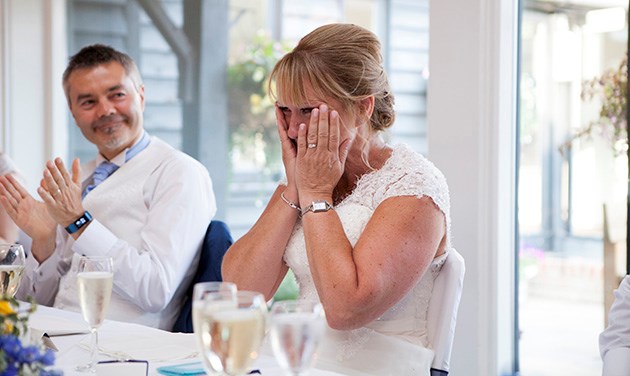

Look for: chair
[171,220,234,333]
[426,248,465,376]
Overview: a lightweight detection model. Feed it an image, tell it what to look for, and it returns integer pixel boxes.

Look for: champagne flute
[0,244,25,297]
[76,255,113,373]
[192,282,237,372]
[269,300,326,376]
[199,290,267,376]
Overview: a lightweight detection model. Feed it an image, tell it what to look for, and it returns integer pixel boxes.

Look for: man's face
[66,62,145,160]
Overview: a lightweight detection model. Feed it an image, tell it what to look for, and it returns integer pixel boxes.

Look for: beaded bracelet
[280,191,301,212]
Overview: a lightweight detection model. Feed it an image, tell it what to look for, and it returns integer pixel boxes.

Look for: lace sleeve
[373,151,452,250]
[377,156,450,218]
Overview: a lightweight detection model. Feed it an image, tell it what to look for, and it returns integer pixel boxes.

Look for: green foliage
[227,32,293,171]
[273,269,299,302]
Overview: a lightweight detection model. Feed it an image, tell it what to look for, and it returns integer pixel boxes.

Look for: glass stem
[89,328,98,368]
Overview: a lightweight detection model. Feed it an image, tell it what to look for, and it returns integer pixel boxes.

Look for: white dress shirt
[600,274,630,376]
[18,137,216,330]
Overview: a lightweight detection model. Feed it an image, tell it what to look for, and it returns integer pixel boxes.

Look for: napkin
[97,321,198,362]
[29,313,90,339]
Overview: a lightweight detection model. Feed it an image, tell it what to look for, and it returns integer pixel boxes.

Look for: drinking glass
[76,255,114,372]
[269,300,326,376]
[0,244,25,297]
[198,290,267,376]
[192,281,237,372]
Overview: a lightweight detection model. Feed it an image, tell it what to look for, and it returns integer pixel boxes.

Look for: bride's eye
[300,108,314,116]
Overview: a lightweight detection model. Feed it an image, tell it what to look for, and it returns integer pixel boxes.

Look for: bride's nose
[287,114,308,140]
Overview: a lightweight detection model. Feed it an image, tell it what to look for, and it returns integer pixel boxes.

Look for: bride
[222,23,452,376]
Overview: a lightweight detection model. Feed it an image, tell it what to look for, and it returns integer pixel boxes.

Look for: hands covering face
[276,103,351,200]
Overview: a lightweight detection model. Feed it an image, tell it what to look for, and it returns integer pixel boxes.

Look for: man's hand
[37,158,85,229]
[0,174,56,240]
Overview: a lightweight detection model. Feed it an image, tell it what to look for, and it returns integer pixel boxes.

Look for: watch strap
[65,211,93,234]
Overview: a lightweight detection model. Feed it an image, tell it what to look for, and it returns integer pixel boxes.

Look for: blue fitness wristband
[65,211,92,234]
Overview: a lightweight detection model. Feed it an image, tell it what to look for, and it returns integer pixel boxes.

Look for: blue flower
[3,362,18,376]
[38,349,55,366]
[18,345,39,364]
[0,335,22,360]
[0,334,57,375]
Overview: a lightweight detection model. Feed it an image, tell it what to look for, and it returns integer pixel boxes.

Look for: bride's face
[276,84,359,149]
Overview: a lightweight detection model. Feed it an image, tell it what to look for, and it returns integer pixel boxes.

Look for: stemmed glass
[76,255,114,373]
[198,290,267,376]
[269,300,326,376]
[192,282,237,372]
[0,244,25,297]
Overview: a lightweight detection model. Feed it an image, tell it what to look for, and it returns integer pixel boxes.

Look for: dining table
[26,303,344,376]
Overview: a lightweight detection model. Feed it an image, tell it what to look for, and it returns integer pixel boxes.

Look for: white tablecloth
[28,304,342,376]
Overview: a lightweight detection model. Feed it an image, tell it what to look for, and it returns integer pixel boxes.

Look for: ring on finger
[307,143,317,149]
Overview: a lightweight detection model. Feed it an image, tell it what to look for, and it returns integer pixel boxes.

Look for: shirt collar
[95,131,151,167]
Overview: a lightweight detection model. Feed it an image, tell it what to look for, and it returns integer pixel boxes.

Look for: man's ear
[138,84,146,110]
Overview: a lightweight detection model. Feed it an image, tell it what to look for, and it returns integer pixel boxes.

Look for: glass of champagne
[76,255,114,373]
[269,300,326,376]
[192,282,237,371]
[199,290,267,376]
[0,244,25,297]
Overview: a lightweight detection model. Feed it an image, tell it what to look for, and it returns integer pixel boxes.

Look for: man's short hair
[62,44,143,101]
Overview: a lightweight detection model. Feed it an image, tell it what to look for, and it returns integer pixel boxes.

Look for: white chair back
[427,248,465,375]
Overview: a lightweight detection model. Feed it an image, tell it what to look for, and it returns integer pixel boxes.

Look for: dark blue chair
[172,220,234,333]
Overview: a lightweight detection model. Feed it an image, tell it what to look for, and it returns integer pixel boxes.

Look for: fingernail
[320,104,328,112]
[299,123,305,131]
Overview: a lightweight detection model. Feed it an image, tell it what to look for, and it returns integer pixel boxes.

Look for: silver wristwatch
[301,200,334,216]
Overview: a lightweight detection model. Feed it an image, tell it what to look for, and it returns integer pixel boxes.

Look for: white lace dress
[282,144,452,376]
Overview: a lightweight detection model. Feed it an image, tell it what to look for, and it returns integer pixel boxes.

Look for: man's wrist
[65,211,93,234]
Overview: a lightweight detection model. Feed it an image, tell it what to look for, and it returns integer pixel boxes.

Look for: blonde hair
[268,23,395,132]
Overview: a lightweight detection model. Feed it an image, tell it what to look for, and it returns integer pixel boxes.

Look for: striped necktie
[82,161,119,199]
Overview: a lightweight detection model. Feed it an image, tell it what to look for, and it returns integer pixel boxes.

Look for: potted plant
[560,54,627,156]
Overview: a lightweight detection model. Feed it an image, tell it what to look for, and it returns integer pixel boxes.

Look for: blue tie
[81,132,151,199]
[82,161,119,199]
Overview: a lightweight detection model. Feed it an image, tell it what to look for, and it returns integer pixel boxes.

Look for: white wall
[428,0,518,374]
[0,0,67,194]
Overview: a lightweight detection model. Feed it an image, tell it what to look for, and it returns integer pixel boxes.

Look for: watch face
[312,201,328,212]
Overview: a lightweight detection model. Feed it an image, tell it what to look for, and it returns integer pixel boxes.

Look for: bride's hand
[296,104,349,203]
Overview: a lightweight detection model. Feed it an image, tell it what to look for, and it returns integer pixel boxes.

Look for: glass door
[518,1,628,374]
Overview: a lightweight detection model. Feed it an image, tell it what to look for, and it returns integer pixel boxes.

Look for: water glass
[76,255,114,372]
[0,244,25,297]
[269,300,326,376]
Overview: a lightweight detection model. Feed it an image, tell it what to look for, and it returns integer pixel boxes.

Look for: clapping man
[0,45,216,330]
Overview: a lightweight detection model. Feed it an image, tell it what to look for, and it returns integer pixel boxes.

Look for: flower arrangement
[0,297,58,376]
[560,54,627,156]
